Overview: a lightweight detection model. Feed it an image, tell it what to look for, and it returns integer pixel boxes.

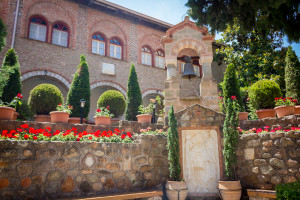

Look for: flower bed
[238,126,300,134]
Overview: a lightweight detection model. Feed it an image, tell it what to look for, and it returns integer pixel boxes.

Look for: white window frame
[110,44,122,59]
[29,23,47,42]
[142,52,152,66]
[52,28,68,47]
[92,39,105,55]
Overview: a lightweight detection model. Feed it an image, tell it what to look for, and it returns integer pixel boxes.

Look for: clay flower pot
[0,106,16,120]
[34,115,51,122]
[256,109,276,119]
[165,181,188,200]
[238,112,248,120]
[50,111,70,123]
[218,180,242,200]
[94,116,111,125]
[275,105,294,118]
[294,105,300,115]
[137,114,152,123]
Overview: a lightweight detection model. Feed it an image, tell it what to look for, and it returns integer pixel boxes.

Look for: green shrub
[16,100,34,120]
[1,48,21,102]
[285,47,300,102]
[248,79,282,109]
[125,64,142,121]
[28,84,63,115]
[276,181,300,200]
[67,54,90,117]
[0,18,7,52]
[222,63,244,110]
[97,90,126,118]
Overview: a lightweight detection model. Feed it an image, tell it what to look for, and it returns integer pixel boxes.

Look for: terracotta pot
[239,112,248,120]
[137,114,152,123]
[50,111,70,123]
[294,105,300,115]
[13,112,19,120]
[0,106,16,120]
[275,105,295,118]
[165,181,188,200]
[218,180,242,200]
[68,117,86,124]
[94,116,111,125]
[256,109,276,119]
[35,115,51,122]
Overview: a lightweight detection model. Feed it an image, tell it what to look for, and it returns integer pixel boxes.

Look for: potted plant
[248,79,282,119]
[218,97,241,200]
[137,104,153,123]
[165,106,188,200]
[0,93,23,120]
[94,106,113,125]
[274,97,296,117]
[50,103,73,123]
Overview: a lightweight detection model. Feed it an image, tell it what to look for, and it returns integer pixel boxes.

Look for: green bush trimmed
[276,181,300,200]
[28,84,63,115]
[285,47,300,102]
[97,90,126,118]
[249,79,282,109]
[16,100,34,120]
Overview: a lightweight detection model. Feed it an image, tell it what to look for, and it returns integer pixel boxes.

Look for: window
[52,23,68,47]
[155,50,165,68]
[29,16,47,42]
[92,33,105,55]
[141,47,152,66]
[109,39,122,59]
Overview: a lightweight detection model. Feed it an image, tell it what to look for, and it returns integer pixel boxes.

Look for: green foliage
[276,181,300,200]
[0,18,7,51]
[1,49,21,102]
[28,84,63,115]
[16,100,34,120]
[214,19,286,94]
[222,63,244,111]
[167,106,181,181]
[248,79,282,110]
[186,0,300,42]
[97,90,126,118]
[0,66,13,98]
[285,47,300,103]
[67,55,90,117]
[223,98,239,179]
[125,64,142,121]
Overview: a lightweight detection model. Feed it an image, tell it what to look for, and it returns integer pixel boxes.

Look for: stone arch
[90,81,127,97]
[142,89,164,99]
[170,39,206,57]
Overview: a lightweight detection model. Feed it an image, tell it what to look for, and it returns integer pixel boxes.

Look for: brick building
[0,0,225,119]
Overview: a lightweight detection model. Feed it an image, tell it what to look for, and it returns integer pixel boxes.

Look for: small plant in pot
[248,79,282,119]
[50,103,73,123]
[94,106,114,125]
[165,106,188,200]
[218,97,241,200]
[274,97,297,117]
[137,103,153,123]
[0,93,23,120]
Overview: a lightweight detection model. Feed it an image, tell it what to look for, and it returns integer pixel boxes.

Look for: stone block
[269,158,285,168]
[61,177,74,193]
[260,165,275,176]
[244,149,255,160]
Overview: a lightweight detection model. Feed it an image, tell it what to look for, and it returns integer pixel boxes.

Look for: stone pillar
[165,63,180,114]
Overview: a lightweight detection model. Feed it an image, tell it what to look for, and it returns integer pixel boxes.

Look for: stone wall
[0,135,168,199]
[236,131,300,189]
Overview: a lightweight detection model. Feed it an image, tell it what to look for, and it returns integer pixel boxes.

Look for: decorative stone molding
[142,89,164,98]
[90,81,127,97]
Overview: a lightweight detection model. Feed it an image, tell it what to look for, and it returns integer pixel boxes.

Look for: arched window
[109,38,122,59]
[141,47,152,66]
[155,50,165,68]
[52,23,69,47]
[28,16,47,42]
[92,33,105,55]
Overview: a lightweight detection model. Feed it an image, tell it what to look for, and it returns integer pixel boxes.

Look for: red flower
[231,96,237,100]
[89,136,92,140]
[17,93,23,99]
[59,103,62,105]
[33,136,38,140]
[24,134,29,139]
[121,134,125,139]
[97,109,101,112]
[126,132,132,138]
[20,124,29,129]
[76,137,80,141]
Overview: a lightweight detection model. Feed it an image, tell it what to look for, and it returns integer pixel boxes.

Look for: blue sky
[107,0,300,57]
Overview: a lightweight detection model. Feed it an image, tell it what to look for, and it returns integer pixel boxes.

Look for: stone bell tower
[162,16,219,113]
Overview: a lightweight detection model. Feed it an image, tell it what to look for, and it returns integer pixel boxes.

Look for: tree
[1,49,21,102]
[186,0,300,42]
[214,20,287,93]
[222,63,243,110]
[0,18,7,51]
[67,55,90,118]
[285,47,300,101]
[167,105,181,181]
[125,64,142,121]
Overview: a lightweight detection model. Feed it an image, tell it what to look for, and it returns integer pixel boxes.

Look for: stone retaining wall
[0,135,168,199]
[236,130,300,189]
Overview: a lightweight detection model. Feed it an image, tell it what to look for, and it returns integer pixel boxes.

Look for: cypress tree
[67,54,90,118]
[125,64,142,121]
[1,48,21,102]
[167,105,181,181]
[285,47,300,101]
[0,18,7,52]
[222,63,244,110]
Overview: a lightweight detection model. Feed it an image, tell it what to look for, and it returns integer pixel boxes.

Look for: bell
[182,57,196,79]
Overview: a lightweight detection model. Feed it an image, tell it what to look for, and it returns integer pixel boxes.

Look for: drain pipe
[11,0,20,48]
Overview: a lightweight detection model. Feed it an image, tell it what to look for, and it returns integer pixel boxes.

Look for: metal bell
[182,57,196,79]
